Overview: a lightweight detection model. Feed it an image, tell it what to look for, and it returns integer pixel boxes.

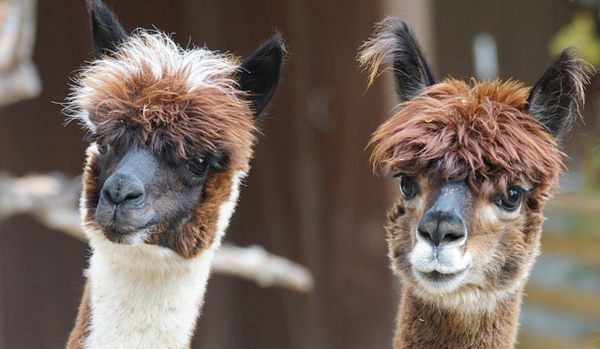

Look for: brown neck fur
[66,281,91,349]
[394,286,522,349]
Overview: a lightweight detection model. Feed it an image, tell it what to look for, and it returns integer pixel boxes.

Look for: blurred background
[0,0,598,348]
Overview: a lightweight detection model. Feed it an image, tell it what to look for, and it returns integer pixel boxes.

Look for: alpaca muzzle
[94,149,158,243]
[409,182,472,293]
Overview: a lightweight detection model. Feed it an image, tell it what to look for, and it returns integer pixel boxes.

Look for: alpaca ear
[359,17,436,103]
[237,34,284,119]
[88,0,127,58]
[528,48,590,143]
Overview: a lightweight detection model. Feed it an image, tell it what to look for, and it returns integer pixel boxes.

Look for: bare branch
[212,244,314,293]
[0,172,314,293]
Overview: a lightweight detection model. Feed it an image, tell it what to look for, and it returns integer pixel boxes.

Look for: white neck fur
[81,171,245,349]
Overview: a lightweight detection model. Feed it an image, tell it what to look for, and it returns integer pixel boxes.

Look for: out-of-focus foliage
[583,146,600,191]
[575,0,600,9]
[550,12,600,66]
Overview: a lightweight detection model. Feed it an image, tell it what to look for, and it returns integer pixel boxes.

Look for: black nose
[417,211,466,246]
[101,173,144,205]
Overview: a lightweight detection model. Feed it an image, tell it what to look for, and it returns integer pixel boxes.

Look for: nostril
[418,230,432,242]
[417,219,436,243]
[442,231,465,243]
[124,189,143,201]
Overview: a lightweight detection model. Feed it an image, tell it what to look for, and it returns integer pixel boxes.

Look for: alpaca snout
[95,172,156,243]
[416,182,468,247]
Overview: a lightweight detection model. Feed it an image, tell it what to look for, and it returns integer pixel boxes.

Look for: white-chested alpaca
[359,18,589,349]
[65,1,283,348]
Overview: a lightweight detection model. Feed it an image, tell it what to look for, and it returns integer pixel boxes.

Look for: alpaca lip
[101,223,138,242]
[99,215,158,244]
[102,224,154,244]
[417,269,467,283]
[94,198,155,237]
[103,224,135,237]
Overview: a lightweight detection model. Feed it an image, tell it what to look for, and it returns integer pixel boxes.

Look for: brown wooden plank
[518,333,599,349]
[524,286,600,320]
[541,235,600,266]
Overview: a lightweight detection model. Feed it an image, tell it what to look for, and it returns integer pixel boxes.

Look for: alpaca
[359,18,589,349]
[64,1,284,348]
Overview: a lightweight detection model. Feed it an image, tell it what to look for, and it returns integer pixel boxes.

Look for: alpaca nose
[102,173,144,205]
[417,211,466,246]
[416,182,468,246]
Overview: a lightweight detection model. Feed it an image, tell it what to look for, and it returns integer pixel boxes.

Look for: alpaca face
[373,79,566,312]
[386,174,543,312]
[86,144,222,245]
[67,0,284,258]
[79,120,247,258]
[360,18,588,313]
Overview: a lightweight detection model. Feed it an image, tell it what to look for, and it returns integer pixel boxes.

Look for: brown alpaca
[359,18,589,349]
[64,1,283,348]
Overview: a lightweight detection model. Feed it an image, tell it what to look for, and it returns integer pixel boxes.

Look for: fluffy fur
[67,31,256,169]
[360,17,590,349]
[369,79,564,196]
[359,17,435,102]
[394,290,522,348]
[529,48,589,142]
[66,2,283,348]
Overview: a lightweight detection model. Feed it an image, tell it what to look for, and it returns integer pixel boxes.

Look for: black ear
[237,34,284,119]
[359,17,436,103]
[528,48,590,143]
[88,0,127,58]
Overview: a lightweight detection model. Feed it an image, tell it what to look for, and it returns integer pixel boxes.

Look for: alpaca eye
[400,176,418,199]
[495,187,523,211]
[186,156,209,176]
[97,141,109,155]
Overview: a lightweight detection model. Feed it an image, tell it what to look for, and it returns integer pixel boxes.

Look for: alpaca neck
[69,242,215,349]
[394,286,522,349]
[67,171,246,349]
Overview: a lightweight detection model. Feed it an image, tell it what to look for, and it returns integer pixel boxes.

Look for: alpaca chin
[102,228,152,245]
[409,239,472,294]
[94,205,158,245]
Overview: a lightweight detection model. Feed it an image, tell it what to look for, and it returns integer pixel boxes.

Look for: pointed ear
[237,34,285,119]
[359,17,435,103]
[528,48,590,143]
[88,0,127,58]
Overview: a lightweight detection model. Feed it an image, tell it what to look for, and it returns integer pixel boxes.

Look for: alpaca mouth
[417,268,467,283]
[102,225,154,244]
[103,225,135,239]
[94,200,158,244]
[100,219,158,245]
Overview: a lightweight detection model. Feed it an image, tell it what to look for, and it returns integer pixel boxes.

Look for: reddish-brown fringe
[370,79,565,195]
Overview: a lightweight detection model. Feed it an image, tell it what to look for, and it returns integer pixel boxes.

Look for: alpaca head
[67,0,283,259]
[360,18,589,313]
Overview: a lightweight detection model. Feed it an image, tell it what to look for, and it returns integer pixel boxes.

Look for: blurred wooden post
[0,0,41,107]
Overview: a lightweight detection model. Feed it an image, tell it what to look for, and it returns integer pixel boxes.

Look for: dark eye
[97,141,109,155]
[186,156,209,176]
[494,187,523,211]
[399,176,418,200]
